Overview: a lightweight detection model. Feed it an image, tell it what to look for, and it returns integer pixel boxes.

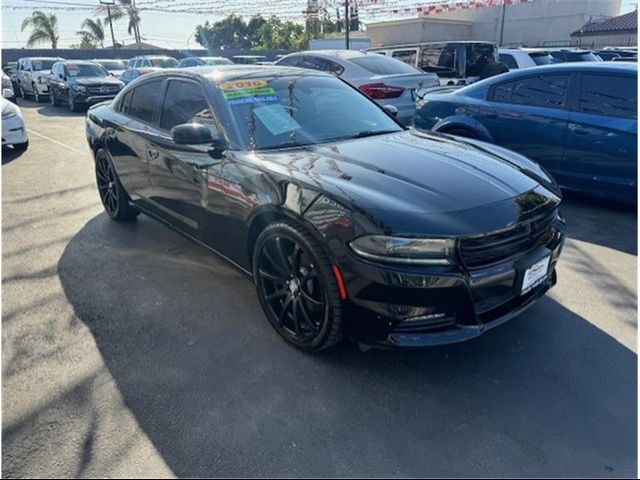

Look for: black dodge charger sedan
[86,65,565,351]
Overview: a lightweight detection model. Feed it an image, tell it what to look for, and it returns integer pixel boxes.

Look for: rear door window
[492,74,569,109]
[127,79,163,123]
[578,74,637,119]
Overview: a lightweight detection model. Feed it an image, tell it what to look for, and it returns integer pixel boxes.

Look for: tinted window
[493,74,568,108]
[420,44,456,73]
[159,80,216,131]
[500,54,518,69]
[301,57,344,75]
[118,90,133,113]
[276,56,302,67]
[392,49,418,66]
[128,80,162,123]
[350,55,419,74]
[529,52,556,65]
[579,74,637,119]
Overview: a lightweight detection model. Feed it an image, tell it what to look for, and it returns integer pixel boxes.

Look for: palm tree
[77,18,105,49]
[99,0,141,44]
[21,11,59,49]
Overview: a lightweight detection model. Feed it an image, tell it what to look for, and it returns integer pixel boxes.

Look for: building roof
[120,41,163,50]
[572,10,637,36]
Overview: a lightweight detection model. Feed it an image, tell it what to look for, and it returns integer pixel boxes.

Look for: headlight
[73,85,87,93]
[349,236,456,265]
[2,110,17,119]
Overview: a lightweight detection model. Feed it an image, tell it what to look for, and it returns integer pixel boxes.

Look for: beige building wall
[365,0,622,47]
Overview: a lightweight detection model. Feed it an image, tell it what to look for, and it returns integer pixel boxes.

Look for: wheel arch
[433,116,494,143]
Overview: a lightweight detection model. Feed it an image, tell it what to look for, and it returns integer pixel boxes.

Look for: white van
[368,41,498,86]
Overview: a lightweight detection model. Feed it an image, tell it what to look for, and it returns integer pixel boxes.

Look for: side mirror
[171,123,225,148]
[383,104,398,118]
[2,88,14,99]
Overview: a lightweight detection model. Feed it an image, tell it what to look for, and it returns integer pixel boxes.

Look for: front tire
[32,83,41,102]
[253,220,344,352]
[95,148,139,221]
[69,94,79,112]
[13,141,28,152]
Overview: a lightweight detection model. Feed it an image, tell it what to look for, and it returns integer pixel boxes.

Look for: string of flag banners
[3,0,540,22]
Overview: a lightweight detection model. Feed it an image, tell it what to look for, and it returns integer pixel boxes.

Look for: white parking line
[28,129,86,155]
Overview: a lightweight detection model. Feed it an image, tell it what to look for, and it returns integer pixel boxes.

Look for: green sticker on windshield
[222,87,276,100]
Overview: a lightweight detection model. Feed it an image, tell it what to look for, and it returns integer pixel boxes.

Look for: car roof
[58,60,100,65]
[286,49,371,60]
[138,65,330,84]
[92,58,126,62]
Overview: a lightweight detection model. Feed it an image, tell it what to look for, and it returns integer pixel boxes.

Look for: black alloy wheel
[254,221,344,351]
[95,149,139,221]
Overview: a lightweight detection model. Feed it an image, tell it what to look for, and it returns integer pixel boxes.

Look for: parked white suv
[16,57,63,102]
[498,48,558,71]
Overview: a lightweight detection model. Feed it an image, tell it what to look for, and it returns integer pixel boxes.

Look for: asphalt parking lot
[2,99,637,478]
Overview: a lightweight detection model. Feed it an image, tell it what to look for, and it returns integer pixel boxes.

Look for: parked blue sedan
[415,63,637,203]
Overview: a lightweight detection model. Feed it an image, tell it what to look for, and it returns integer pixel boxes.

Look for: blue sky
[2,0,637,49]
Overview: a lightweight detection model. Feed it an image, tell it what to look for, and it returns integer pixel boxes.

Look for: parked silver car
[16,57,64,102]
[275,50,439,125]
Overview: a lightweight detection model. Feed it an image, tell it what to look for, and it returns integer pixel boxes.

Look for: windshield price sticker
[220,80,268,91]
[227,95,279,106]
[222,87,276,100]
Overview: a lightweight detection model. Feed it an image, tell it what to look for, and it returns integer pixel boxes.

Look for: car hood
[256,130,542,216]
[73,76,123,86]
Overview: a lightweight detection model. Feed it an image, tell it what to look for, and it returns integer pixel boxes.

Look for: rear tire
[95,148,139,221]
[253,220,344,352]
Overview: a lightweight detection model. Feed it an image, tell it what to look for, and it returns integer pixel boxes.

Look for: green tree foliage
[77,18,105,49]
[21,10,59,49]
[195,15,309,51]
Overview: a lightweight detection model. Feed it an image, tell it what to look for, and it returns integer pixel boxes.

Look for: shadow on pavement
[2,146,28,165]
[49,213,637,477]
[561,191,637,255]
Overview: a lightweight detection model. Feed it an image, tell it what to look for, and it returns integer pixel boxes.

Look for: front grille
[86,85,119,94]
[459,208,558,268]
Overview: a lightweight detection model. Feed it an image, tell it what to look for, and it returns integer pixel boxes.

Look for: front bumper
[340,228,564,348]
[2,114,28,146]
[35,82,49,95]
[72,92,118,105]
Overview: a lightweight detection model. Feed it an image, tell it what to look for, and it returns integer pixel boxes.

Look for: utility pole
[100,0,117,52]
[345,0,350,49]
[499,0,506,47]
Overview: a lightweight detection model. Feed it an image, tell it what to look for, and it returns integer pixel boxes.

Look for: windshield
[150,58,179,68]
[216,75,402,150]
[32,59,56,71]
[66,63,109,77]
[350,55,419,75]
[96,60,126,70]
